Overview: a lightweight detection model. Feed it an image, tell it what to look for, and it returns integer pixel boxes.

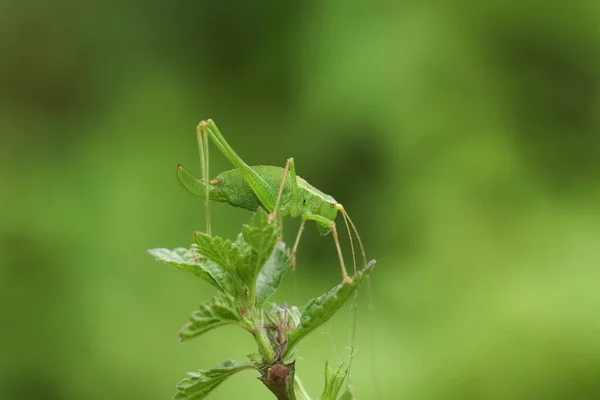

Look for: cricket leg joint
[290,251,297,269]
[197,121,208,135]
[197,119,218,136]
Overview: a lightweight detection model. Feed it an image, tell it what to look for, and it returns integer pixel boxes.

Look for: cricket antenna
[340,207,362,396]
[342,209,367,267]
[341,210,357,275]
[345,208,379,398]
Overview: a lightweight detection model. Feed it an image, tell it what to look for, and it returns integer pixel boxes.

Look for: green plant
[148,208,374,399]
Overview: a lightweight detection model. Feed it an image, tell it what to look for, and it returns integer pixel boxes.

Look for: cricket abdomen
[215,166,297,214]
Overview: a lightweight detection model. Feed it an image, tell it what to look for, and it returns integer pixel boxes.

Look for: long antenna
[345,209,380,398]
[342,211,357,274]
[341,210,359,396]
[343,210,367,266]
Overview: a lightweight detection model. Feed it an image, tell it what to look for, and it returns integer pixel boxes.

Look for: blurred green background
[2,0,600,399]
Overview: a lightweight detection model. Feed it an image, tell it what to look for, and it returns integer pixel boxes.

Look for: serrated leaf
[286,261,376,353]
[174,360,253,400]
[256,242,291,305]
[320,362,348,400]
[179,293,248,341]
[148,247,228,292]
[191,234,248,297]
[193,233,240,273]
[237,210,279,292]
[192,209,281,301]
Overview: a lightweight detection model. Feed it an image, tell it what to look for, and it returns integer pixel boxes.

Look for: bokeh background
[2,1,600,399]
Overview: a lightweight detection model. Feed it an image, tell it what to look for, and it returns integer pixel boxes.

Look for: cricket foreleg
[196,122,211,235]
[305,213,352,284]
[331,223,352,284]
[290,218,307,269]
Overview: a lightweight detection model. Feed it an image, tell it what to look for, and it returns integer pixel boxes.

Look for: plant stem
[253,318,275,361]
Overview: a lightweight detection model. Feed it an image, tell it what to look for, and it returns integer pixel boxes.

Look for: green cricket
[176,119,367,284]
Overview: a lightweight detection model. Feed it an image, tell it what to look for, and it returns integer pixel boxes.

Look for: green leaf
[193,233,240,274]
[319,362,348,400]
[191,234,247,297]
[179,293,248,342]
[148,247,229,292]
[286,261,376,353]
[192,209,280,301]
[174,360,253,400]
[237,209,279,293]
[256,242,292,305]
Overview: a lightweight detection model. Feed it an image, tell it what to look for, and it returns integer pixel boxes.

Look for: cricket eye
[330,202,336,207]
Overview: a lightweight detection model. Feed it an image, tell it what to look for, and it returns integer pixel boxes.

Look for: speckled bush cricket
[177,119,367,284]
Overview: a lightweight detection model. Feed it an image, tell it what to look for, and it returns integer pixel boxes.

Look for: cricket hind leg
[202,120,277,213]
[271,158,306,268]
[269,157,294,222]
[278,215,284,241]
[290,218,307,269]
[272,157,308,267]
[196,122,211,235]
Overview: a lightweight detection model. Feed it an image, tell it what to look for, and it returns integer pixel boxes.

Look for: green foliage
[174,360,253,400]
[320,363,349,400]
[149,209,373,399]
[178,293,248,341]
[286,261,376,354]
[188,209,279,301]
[148,247,223,290]
[256,242,292,306]
[238,210,280,296]
[147,247,226,291]
[191,233,248,297]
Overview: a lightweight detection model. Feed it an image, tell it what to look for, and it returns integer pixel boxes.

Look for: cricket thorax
[297,178,340,236]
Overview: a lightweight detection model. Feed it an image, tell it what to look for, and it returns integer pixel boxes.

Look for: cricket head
[315,197,343,236]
